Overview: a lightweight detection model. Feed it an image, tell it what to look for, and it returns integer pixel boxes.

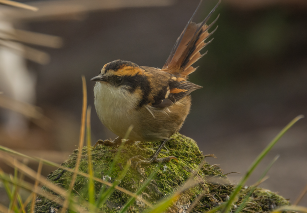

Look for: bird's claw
[94,139,113,148]
[93,137,123,148]
[94,137,136,149]
[130,155,177,168]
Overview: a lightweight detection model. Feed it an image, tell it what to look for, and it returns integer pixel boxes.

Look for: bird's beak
[91,74,106,82]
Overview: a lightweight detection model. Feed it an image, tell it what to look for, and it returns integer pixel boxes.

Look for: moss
[34,133,290,212]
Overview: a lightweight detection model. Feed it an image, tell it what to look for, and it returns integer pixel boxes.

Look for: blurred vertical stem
[9,164,19,212]
[0,168,19,213]
[30,160,43,213]
[86,107,95,210]
[60,76,87,213]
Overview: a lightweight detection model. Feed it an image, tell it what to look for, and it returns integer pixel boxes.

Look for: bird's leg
[94,136,123,148]
[150,139,170,162]
[131,139,177,167]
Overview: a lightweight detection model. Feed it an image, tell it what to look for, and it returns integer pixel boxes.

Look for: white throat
[93,82,138,137]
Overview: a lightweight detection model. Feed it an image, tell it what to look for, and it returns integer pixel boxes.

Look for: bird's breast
[94,82,139,138]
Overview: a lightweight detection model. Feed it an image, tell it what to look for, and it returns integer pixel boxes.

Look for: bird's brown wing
[141,66,202,109]
[167,78,202,103]
[162,0,220,79]
[151,79,202,109]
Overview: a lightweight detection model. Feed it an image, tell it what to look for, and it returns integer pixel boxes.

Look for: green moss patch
[34,133,290,212]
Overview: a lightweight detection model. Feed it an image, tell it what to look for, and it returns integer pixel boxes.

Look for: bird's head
[91,59,151,94]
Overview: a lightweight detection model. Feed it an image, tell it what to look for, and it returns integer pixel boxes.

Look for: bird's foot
[94,137,135,148]
[130,155,177,168]
[94,137,123,148]
[130,138,177,168]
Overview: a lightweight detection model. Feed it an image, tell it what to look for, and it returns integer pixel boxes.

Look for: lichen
[34,133,290,212]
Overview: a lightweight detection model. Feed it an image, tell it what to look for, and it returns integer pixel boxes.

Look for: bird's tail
[162,0,220,79]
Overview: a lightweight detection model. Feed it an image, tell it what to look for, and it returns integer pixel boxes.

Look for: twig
[0,39,50,64]
[0,0,38,11]
[0,95,50,129]
[0,29,63,48]
[294,184,307,205]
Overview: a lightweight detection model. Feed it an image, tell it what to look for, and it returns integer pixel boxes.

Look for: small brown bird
[91,0,220,164]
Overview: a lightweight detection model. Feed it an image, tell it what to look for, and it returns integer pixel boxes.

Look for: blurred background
[0,0,306,207]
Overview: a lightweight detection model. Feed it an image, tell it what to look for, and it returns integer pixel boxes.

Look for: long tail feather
[162,0,220,78]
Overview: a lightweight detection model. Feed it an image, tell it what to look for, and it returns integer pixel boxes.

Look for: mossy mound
[34,133,289,212]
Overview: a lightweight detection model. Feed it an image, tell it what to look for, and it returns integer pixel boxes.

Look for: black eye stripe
[152,86,168,106]
[105,74,151,108]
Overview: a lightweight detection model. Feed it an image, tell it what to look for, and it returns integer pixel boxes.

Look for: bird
[91,0,220,165]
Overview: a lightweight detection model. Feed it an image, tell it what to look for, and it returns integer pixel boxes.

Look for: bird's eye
[114,76,123,85]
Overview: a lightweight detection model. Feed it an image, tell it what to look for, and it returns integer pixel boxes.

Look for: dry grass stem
[2,0,174,22]
[30,161,43,213]
[0,154,69,199]
[10,159,25,212]
[186,191,206,213]
[0,29,63,48]
[0,146,152,207]
[60,76,87,213]
[21,193,34,213]
[251,176,269,188]
[0,95,50,129]
[0,95,43,120]
[0,170,88,213]
[0,203,14,213]
[86,107,95,207]
[0,0,38,11]
[13,150,71,163]
[294,184,307,205]
[0,155,93,212]
[272,205,307,213]
[0,40,50,64]
[14,29,63,48]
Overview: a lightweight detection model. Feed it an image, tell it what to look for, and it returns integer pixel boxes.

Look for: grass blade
[186,191,206,213]
[20,193,33,213]
[0,144,152,207]
[0,154,98,212]
[205,205,224,213]
[0,168,20,213]
[144,160,207,213]
[95,125,133,208]
[145,194,180,213]
[0,154,72,206]
[97,160,131,208]
[0,171,87,213]
[221,115,303,213]
[86,107,95,210]
[30,160,43,213]
[120,165,160,213]
[9,163,19,213]
[61,76,87,213]
[234,155,279,213]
